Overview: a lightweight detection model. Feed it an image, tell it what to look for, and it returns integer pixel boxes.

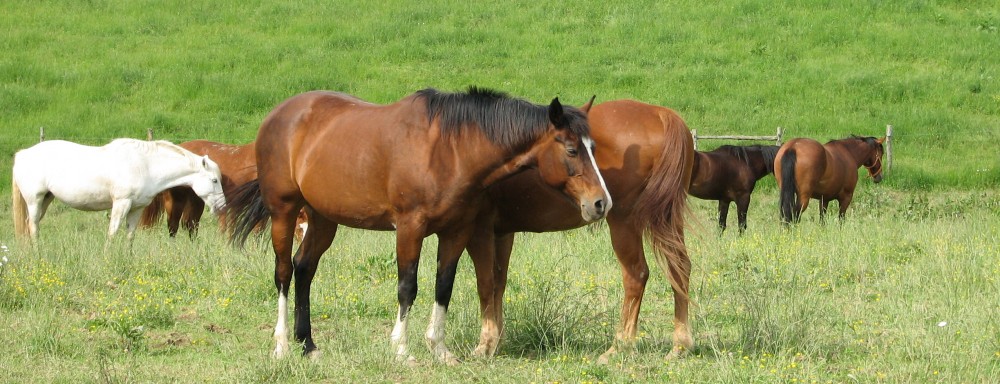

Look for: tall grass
[1,186,998,382]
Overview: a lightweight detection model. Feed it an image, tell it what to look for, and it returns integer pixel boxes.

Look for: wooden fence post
[690,129,698,150]
[885,125,893,176]
[39,126,45,142]
[147,128,154,141]
[775,126,783,145]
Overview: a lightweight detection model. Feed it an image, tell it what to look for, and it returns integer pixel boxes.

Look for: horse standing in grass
[140,140,256,238]
[12,139,226,241]
[226,88,610,364]
[688,144,779,234]
[465,99,694,362]
[774,136,884,223]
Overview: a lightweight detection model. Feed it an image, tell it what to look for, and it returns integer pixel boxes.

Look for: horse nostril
[594,199,605,214]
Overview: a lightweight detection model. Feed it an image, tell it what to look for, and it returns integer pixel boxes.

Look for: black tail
[226,179,270,248]
[779,150,799,224]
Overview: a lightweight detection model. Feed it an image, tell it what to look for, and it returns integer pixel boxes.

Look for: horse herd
[9,87,885,364]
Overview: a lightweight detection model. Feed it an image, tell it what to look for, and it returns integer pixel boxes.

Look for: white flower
[937,321,947,327]
[0,245,7,252]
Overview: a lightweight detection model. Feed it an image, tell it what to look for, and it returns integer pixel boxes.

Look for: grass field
[2,1,999,383]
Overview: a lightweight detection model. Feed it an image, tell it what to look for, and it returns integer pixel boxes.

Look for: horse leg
[291,208,338,359]
[390,216,428,364]
[166,188,185,238]
[425,227,475,365]
[717,200,730,234]
[818,198,831,225]
[468,220,500,357]
[107,199,133,238]
[598,215,649,364]
[185,198,205,238]
[124,208,145,241]
[838,194,853,221]
[269,203,300,359]
[736,195,751,235]
[795,188,811,223]
[24,193,54,241]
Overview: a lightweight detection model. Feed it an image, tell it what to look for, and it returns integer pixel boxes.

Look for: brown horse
[689,144,779,234]
[775,136,885,223]
[140,140,256,238]
[226,88,611,364]
[465,99,694,362]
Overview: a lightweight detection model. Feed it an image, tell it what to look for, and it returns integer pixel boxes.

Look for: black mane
[416,86,589,150]
[719,144,780,173]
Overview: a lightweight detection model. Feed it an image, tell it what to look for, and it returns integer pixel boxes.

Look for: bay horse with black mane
[140,140,256,238]
[689,144,779,234]
[465,99,695,362]
[775,135,885,223]
[226,87,610,364]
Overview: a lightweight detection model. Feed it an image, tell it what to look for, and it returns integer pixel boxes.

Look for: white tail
[12,177,28,238]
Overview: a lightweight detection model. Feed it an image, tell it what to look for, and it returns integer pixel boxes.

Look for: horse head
[189,155,227,213]
[531,97,611,222]
[865,137,886,183]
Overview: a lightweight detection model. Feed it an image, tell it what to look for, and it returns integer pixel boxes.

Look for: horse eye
[567,147,578,157]
[212,178,219,183]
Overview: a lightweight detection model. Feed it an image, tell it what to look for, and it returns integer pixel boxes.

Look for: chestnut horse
[140,140,256,238]
[689,144,779,234]
[775,136,884,223]
[465,99,694,362]
[226,88,610,364]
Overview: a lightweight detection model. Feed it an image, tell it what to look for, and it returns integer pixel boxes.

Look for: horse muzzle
[580,197,610,222]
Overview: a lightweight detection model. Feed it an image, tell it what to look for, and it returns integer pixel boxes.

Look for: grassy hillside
[1,0,998,190]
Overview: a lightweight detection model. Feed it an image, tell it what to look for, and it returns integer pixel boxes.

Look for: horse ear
[202,156,209,168]
[580,95,596,113]
[875,137,885,144]
[548,97,567,128]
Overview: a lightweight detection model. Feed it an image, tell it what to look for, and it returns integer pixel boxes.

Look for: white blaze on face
[582,136,612,212]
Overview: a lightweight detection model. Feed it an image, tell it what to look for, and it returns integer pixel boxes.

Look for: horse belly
[48,187,114,211]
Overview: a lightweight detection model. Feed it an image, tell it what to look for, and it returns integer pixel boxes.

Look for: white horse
[11,138,227,241]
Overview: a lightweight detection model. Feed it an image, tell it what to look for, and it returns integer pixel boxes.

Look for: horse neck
[144,150,203,189]
[836,140,875,168]
[746,151,773,179]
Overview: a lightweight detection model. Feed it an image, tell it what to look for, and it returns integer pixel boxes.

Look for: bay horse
[226,87,610,364]
[465,99,695,362]
[139,140,256,238]
[774,135,885,223]
[688,144,779,234]
[11,138,226,241]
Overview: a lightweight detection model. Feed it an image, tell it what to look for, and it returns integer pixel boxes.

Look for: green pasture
[2,0,999,383]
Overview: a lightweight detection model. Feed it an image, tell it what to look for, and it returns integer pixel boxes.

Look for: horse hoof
[396,354,418,367]
[305,349,322,361]
[665,346,690,361]
[596,347,617,365]
[471,343,497,358]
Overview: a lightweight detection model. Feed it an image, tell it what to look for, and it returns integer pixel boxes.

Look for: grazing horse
[139,140,256,238]
[775,136,885,223]
[465,99,694,362]
[689,144,779,234]
[11,139,226,241]
[226,88,611,364]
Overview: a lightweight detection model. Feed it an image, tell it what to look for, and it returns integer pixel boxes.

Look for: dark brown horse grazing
[775,136,884,223]
[140,140,256,238]
[689,144,779,234]
[226,88,611,364]
[465,99,694,362]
